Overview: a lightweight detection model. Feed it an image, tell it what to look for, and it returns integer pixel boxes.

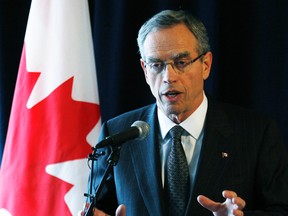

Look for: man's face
[140,24,212,123]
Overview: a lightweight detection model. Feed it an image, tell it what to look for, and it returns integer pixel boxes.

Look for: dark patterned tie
[165,125,189,216]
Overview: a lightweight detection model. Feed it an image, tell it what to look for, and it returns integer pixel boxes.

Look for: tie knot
[169,125,184,139]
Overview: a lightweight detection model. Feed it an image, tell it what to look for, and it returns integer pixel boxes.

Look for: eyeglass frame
[143,52,207,74]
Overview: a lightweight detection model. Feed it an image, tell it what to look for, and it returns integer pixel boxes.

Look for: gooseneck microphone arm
[83,121,150,216]
[95,120,150,149]
[84,146,120,216]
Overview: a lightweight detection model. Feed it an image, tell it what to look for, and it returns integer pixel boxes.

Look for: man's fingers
[233,196,246,210]
[197,195,221,212]
[116,204,126,216]
[233,209,245,216]
[223,190,246,209]
[222,190,237,199]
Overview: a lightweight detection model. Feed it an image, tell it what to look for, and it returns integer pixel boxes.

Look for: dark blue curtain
[0,1,31,164]
[1,0,288,164]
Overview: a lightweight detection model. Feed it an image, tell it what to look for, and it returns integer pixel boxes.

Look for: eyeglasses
[144,53,206,74]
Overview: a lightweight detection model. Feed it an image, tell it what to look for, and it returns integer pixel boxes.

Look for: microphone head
[131,121,150,140]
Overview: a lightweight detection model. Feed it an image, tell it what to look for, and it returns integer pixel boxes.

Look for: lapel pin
[222,152,229,158]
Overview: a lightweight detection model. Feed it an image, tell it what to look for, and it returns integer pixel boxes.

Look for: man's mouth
[163,90,181,97]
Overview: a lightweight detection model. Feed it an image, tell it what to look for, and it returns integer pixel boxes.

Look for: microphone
[95,121,150,149]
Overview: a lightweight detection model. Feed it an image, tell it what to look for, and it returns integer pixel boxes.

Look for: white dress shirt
[157,92,208,188]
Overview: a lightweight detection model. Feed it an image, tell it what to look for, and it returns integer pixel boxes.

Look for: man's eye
[175,60,188,67]
[151,63,163,69]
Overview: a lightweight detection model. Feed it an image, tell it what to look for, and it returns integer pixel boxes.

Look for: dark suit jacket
[90,99,288,216]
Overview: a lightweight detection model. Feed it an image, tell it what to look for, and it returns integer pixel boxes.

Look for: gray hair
[137,10,211,59]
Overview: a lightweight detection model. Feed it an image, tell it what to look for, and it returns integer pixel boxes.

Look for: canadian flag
[0,0,100,215]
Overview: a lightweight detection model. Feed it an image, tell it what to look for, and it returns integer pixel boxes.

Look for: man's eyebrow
[145,51,191,62]
[171,51,191,59]
[145,57,158,62]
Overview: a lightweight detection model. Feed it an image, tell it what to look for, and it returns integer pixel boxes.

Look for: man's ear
[140,59,149,84]
[202,51,213,80]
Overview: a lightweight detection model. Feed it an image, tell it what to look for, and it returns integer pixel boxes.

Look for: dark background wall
[1,0,288,163]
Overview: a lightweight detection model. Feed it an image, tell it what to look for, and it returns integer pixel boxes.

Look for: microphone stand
[84,146,121,216]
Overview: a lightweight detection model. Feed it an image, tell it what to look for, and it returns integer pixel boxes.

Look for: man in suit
[82,9,288,216]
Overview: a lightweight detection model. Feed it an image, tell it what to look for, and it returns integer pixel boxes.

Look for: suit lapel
[128,105,165,215]
[186,100,234,214]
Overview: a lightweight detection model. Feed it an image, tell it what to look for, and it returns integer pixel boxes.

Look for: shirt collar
[158,92,208,140]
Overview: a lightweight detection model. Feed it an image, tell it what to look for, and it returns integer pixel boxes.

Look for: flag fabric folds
[0,0,101,215]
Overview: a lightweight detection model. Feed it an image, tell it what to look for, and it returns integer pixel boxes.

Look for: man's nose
[163,62,178,83]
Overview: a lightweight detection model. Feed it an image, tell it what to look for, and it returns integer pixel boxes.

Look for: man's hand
[197,190,246,216]
[115,204,126,216]
[78,204,126,216]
